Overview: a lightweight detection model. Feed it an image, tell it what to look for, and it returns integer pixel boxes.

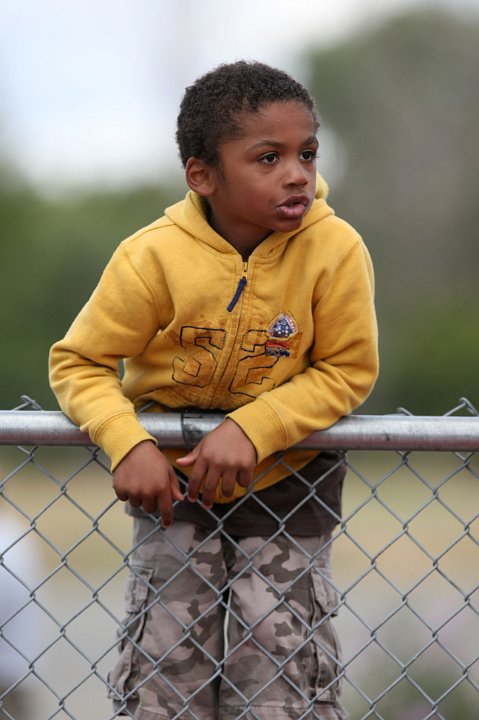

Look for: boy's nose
[284,161,309,186]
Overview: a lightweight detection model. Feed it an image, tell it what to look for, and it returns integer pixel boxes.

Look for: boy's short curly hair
[176,60,319,167]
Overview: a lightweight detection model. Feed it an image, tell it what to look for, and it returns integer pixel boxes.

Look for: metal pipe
[0,410,478,451]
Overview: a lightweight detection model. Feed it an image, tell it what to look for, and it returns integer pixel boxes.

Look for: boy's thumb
[176,449,197,466]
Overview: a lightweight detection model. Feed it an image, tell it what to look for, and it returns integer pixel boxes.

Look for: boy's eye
[301,149,318,162]
[258,152,278,165]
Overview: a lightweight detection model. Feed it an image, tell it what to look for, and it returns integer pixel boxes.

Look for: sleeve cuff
[93,412,157,471]
[226,398,287,463]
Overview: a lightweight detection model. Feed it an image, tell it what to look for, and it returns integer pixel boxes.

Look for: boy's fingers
[187,459,207,502]
[125,493,142,507]
[176,449,197,466]
[114,488,130,503]
[237,467,254,488]
[172,486,185,502]
[156,483,174,526]
[220,470,236,498]
[170,472,185,501]
[160,503,174,527]
[200,467,222,508]
[142,494,158,515]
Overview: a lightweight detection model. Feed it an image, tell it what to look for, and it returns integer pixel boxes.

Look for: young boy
[49,61,378,720]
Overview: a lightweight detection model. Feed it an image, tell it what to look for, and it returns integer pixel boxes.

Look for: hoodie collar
[165,173,333,257]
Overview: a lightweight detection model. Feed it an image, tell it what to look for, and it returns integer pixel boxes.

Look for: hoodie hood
[315,172,329,201]
[164,172,334,256]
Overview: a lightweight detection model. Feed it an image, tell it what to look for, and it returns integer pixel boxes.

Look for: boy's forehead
[232,100,317,141]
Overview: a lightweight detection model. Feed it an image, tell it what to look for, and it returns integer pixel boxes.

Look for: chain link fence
[1,396,478,720]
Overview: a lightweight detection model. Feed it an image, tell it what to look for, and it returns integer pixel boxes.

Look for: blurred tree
[305,8,479,413]
[0,182,184,408]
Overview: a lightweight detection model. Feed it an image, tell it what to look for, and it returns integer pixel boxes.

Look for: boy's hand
[112,441,184,527]
[176,419,257,508]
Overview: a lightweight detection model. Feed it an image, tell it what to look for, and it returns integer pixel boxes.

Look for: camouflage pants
[109,518,345,720]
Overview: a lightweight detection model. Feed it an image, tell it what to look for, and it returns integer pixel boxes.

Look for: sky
[1,0,477,193]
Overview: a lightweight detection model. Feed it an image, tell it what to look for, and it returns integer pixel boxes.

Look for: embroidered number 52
[172,326,226,387]
[229,330,278,398]
[172,325,280,396]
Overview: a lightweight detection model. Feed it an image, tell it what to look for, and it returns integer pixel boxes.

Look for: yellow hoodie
[49,177,378,502]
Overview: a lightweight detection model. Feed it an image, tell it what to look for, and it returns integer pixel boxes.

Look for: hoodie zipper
[209,261,250,409]
[226,263,248,312]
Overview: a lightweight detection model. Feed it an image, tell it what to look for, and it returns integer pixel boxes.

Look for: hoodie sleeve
[226,237,379,462]
[49,241,163,469]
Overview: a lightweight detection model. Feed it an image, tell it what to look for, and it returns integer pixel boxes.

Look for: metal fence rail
[1,397,478,720]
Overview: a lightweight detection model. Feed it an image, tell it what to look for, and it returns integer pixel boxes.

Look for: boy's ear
[185,157,217,197]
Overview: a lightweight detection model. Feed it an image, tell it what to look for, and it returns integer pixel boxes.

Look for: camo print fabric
[109,518,346,720]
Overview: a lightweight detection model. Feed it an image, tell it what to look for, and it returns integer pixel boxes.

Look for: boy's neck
[205,200,271,260]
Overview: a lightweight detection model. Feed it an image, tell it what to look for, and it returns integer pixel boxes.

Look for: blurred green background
[1,6,478,413]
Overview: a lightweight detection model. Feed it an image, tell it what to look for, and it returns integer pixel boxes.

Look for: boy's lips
[276,194,310,220]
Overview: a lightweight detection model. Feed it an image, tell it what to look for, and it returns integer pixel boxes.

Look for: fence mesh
[0,397,478,720]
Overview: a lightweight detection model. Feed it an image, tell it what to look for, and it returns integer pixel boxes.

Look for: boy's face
[203,100,318,251]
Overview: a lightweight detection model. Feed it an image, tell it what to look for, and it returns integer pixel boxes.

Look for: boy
[49,61,378,719]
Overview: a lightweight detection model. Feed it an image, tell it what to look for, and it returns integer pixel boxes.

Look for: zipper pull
[227,276,247,312]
